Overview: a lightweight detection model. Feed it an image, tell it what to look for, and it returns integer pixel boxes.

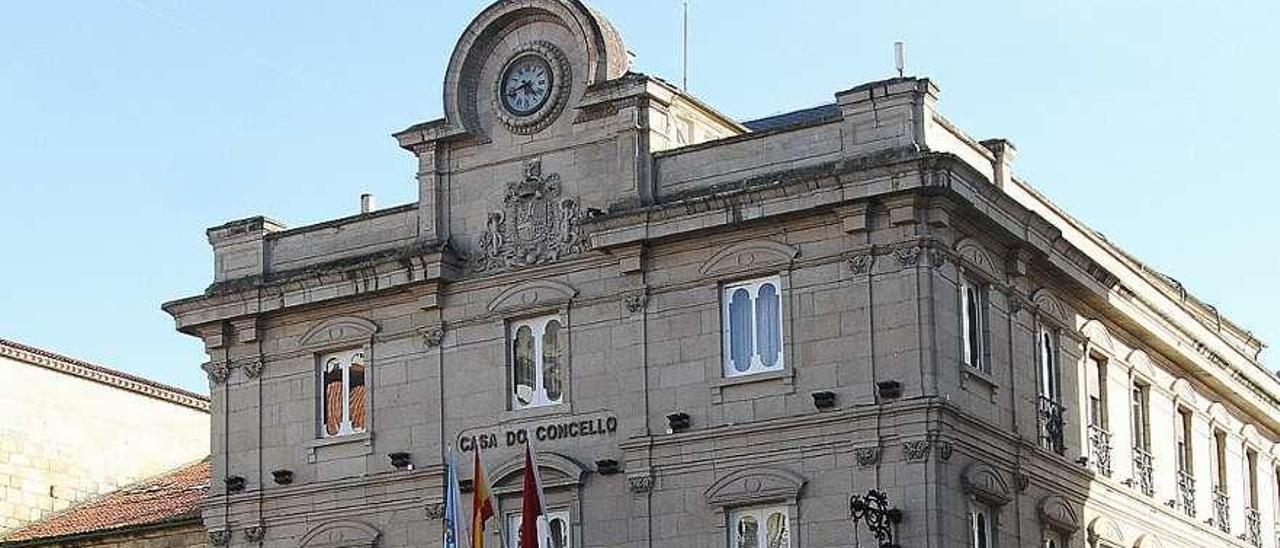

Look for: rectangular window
[1176,408,1194,474]
[1086,355,1107,429]
[960,278,988,372]
[509,314,566,410]
[722,276,785,378]
[1037,327,1060,400]
[320,348,367,438]
[1131,384,1150,451]
[729,506,791,548]
[507,509,570,548]
[970,503,995,548]
[1214,429,1229,490]
[1246,448,1258,509]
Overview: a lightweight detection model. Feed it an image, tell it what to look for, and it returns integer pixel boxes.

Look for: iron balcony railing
[1087,424,1112,477]
[1037,396,1066,455]
[1212,487,1230,534]
[1132,447,1154,497]
[1176,470,1196,518]
[1242,507,1260,547]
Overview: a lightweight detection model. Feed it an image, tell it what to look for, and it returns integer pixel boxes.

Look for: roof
[743,103,840,132]
[0,337,209,412]
[0,460,210,545]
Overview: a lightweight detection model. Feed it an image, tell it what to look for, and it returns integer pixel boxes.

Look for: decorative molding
[207,530,231,546]
[486,279,578,313]
[298,520,382,548]
[424,502,445,520]
[854,446,880,467]
[1126,349,1155,379]
[242,359,264,380]
[1017,473,1031,492]
[847,253,874,275]
[1079,319,1116,354]
[489,451,588,493]
[961,463,1012,505]
[704,466,806,507]
[202,361,230,386]
[623,289,648,314]
[299,316,378,349]
[935,441,953,462]
[473,159,585,273]
[628,474,654,494]
[1087,516,1126,547]
[902,440,931,462]
[954,238,1003,281]
[894,246,922,267]
[0,337,209,411]
[1037,494,1080,535]
[420,325,446,348]
[699,240,799,277]
[244,525,266,543]
[1031,288,1069,324]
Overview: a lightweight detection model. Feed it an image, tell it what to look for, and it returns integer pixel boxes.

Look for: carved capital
[848,254,874,275]
[855,446,881,467]
[420,325,446,348]
[623,289,648,313]
[242,359,264,380]
[935,441,953,462]
[902,440,931,462]
[894,246,922,267]
[202,361,230,385]
[628,474,654,494]
[424,502,446,520]
[244,525,266,543]
[207,529,231,546]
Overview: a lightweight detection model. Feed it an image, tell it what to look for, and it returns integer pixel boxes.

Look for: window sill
[306,431,373,463]
[501,402,573,423]
[961,366,999,401]
[711,368,795,404]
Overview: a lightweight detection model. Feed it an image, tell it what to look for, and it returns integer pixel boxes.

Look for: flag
[443,448,463,548]
[518,434,549,548]
[470,445,496,548]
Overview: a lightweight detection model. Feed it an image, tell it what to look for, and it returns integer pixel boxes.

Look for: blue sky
[1,1,1276,393]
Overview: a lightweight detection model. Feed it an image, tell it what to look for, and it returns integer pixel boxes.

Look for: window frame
[1176,406,1194,474]
[1131,382,1151,452]
[970,502,997,548]
[727,504,793,548]
[959,276,990,373]
[720,275,786,379]
[508,312,568,411]
[1037,325,1061,402]
[1085,354,1108,430]
[317,347,369,439]
[506,508,571,548]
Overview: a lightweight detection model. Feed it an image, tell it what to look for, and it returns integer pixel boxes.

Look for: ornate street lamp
[849,489,902,548]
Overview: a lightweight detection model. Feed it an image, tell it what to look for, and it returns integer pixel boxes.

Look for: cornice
[0,337,209,412]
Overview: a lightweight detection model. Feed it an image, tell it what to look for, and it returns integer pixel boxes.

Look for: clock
[492,42,570,135]
[500,54,553,116]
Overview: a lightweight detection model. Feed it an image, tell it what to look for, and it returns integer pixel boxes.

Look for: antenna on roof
[681,0,690,91]
[894,41,906,77]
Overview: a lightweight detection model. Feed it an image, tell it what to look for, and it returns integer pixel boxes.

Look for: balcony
[1037,396,1065,455]
[1087,424,1112,477]
[1242,507,1260,547]
[1131,447,1154,497]
[1176,471,1196,518]
[1211,487,1230,534]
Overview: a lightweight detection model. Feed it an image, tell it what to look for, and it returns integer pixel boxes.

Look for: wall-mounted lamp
[811,391,837,410]
[224,476,246,493]
[876,381,902,401]
[666,412,690,433]
[271,470,293,485]
[388,452,413,470]
[595,459,621,475]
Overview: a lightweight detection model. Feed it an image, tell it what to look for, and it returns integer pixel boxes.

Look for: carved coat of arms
[474,159,585,272]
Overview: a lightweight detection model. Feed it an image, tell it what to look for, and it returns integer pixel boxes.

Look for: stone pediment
[703,466,806,507]
[699,240,798,277]
[299,316,378,349]
[961,463,1012,505]
[299,520,381,548]
[1037,494,1080,535]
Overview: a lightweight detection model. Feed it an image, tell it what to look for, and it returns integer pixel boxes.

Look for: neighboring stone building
[0,460,210,548]
[162,1,1275,547]
[0,338,209,532]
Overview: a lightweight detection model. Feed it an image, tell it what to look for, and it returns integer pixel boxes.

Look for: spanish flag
[470,446,496,548]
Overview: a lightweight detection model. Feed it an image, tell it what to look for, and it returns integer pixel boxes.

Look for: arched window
[320,349,367,438]
[722,276,785,377]
[509,314,566,410]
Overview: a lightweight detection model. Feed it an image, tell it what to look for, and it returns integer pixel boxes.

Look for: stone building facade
[162,1,1276,547]
[0,338,209,532]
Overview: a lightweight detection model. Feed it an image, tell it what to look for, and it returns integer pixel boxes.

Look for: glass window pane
[549,516,568,548]
[766,511,789,548]
[348,352,366,432]
[755,283,781,369]
[322,358,343,436]
[735,514,759,548]
[543,320,563,403]
[976,513,988,548]
[728,288,753,373]
[513,325,536,406]
[966,288,981,367]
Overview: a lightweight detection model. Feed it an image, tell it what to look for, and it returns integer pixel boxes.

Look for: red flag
[518,438,547,548]
[470,447,495,548]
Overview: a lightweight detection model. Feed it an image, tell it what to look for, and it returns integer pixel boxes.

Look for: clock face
[500,55,553,116]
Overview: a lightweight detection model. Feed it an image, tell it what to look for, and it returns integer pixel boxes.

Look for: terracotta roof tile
[0,459,210,544]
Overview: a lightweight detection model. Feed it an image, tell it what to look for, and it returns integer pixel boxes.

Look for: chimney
[360,193,375,214]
